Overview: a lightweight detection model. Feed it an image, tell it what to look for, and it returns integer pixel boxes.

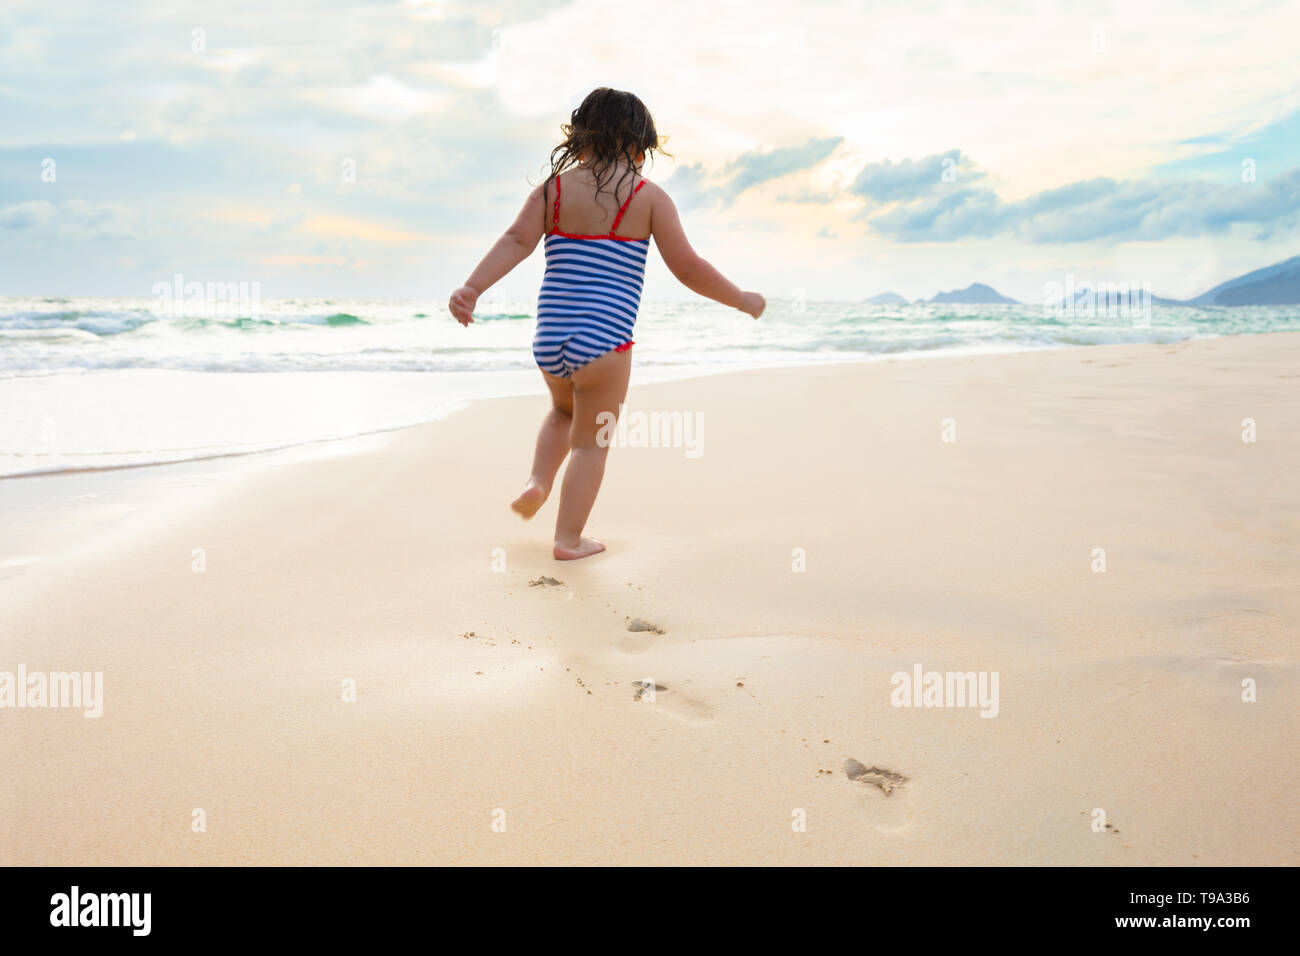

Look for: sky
[2,0,1299,304]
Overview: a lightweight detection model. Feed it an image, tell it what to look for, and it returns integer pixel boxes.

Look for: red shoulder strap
[609,179,646,236]
[551,174,562,232]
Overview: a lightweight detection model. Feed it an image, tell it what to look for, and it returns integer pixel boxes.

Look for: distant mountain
[1043,257,1300,308]
[925,282,1019,305]
[1179,255,1300,306]
[863,291,908,305]
[863,256,1300,310]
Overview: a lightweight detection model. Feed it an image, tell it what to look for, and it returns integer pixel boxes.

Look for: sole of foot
[553,536,606,561]
[510,481,548,520]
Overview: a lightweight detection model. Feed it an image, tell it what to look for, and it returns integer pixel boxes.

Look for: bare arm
[649,185,765,318]
[448,185,547,325]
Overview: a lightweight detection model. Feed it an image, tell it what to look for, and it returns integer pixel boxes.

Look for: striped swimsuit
[533,172,649,378]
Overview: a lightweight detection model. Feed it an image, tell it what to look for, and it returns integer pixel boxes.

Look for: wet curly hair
[542,87,669,225]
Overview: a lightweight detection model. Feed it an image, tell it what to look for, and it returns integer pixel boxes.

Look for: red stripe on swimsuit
[549,174,648,241]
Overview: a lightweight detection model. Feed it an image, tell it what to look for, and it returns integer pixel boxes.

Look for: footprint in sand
[844,758,908,796]
[630,680,713,722]
[620,617,665,652]
[528,575,574,602]
[631,680,670,701]
[844,759,914,832]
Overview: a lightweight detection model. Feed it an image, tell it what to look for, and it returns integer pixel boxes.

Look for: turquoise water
[4,296,1300,377]
[1,296,1297,477]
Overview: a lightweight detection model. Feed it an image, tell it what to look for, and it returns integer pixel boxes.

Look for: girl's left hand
[449,285,480,325]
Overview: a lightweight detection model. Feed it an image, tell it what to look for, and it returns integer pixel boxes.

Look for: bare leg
[553,348,632,560]
[511,371,574,519]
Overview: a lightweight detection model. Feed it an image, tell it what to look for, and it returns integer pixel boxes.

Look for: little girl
[448,87,765,560]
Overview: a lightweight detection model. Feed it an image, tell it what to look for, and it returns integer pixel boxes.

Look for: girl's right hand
[740,291,766,319]
[449,285,480,326]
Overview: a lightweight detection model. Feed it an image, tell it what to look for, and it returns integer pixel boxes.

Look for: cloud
[718,137,843,200]
[297,74,454,124]
[2,197,143,240]
[855,162,1300,243]
[205,204,273,227]
[863,186,1005,241]
[3,0,1300,298]
[779,187,839,204]
[660,162,712,210]
[848,150,983,203]
[301,214,432,242]
[667,136,843,208]
[0,200,55,228]
[57,199,140,240]
[260,253,348,268]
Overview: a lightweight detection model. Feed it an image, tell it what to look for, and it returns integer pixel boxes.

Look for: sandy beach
[1,333,1297,866]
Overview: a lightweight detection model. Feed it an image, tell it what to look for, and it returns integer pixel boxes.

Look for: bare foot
[553,536,606,561]
[510,479,548,519]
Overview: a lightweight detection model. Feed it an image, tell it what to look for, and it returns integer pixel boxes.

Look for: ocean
[2,295,1298,478]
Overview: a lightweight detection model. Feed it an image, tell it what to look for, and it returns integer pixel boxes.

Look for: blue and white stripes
[532,234,650,378]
